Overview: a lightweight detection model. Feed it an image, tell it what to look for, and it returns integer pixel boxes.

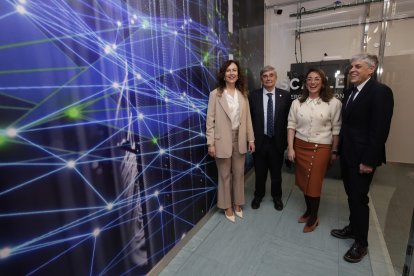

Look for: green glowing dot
[0,135,6,146]
[203,52,210,63]
[66,107,81,119]
[160,89,166,97]
[151,137,158,144]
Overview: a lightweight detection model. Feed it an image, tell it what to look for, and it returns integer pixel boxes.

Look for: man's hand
[359,163,373,174]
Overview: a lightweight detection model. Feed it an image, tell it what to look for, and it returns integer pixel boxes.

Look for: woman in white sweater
[287,68,342,233]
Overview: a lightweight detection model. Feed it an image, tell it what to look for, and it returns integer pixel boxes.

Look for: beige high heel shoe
[225,209,235,223]
[234,206,243,219]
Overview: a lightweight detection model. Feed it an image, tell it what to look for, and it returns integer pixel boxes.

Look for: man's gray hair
[351,53,378,69]
[260,65,277,77]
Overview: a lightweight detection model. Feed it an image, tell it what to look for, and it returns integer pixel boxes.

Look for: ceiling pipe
[289,0,384,17]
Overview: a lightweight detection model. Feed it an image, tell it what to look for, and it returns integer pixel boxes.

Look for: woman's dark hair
[299,68,333,103]
[216,60,248,97]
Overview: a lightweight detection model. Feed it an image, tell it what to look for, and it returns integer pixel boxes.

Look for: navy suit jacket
[249,88,292,153]
[339,78,394,167]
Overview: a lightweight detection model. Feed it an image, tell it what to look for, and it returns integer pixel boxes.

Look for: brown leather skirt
[294,138,331,197]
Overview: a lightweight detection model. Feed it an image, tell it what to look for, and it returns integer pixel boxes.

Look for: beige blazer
[206,88,254,158]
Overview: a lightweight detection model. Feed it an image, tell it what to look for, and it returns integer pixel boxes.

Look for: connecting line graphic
[16,134,67,163]
[73,167,109,205]
[90,237,97,276]
[25,236,91,276]
[15,86,114,130]
[0,206,105,218]
[10,208,110,256]
[0,166,66,197]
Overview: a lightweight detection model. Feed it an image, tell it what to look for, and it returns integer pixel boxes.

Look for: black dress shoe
[251,197,261,209]
[273,198,283,211]
[343,242,367,263]
[331,226,355,239]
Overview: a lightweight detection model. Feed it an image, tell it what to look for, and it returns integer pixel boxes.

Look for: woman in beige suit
[206,60,255,223]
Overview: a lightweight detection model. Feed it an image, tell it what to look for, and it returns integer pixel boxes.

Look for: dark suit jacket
[339,78,394,167]
[249,88,292,153]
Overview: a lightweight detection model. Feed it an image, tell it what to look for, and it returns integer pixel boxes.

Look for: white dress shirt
[224,89,240,130]
[353,77,371,100]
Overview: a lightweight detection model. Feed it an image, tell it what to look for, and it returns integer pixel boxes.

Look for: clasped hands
[208,142,255,158]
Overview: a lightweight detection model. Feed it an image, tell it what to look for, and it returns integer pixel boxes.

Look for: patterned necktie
[267,93,274,137]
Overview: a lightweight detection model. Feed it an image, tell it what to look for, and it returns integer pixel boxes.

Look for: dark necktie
[346,86,358,108]
[267,93,274,137]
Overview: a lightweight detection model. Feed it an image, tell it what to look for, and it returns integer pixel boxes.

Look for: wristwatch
[331,149,338,155]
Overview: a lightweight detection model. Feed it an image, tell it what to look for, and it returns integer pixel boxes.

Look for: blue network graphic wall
[0,1,230,275]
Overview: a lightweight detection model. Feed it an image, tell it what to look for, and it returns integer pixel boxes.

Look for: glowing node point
[112,82,120,89]
[6,128,17,138]
[195,164,200,168]
[111,44,117,50]
[169,69,173,74]
[106,203,113,210]
[182,92,186,96]
[16,5,27,14]
[151,137,158,144]
[136,73,142,80]
[159,148,165,155]
[66,107,81,119]
[200,62,203,66]
[165,97,169,103]
[67,160,76,168]
[0,247,11,259]
[203,52,209,63]
[93,228,101,237]
[104,45,112,54]
[174,31,178,35]
[133,14,138,20]
[192,103,195,108]
[18,0,27,4]
[142,20,149,29]
[159,206,163,212]
[199,132,204,137]
[116,21,122,27]
[130,19,135,24]
[138,113,144,120]
[154,190,159,197]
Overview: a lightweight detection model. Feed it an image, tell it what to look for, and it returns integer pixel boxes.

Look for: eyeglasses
[306,78,322,82]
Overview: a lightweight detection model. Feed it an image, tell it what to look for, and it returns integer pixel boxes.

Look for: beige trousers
[215,130,246,209]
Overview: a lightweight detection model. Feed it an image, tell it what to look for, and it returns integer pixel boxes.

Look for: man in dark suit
[249,66,292,211]
[331,53,394,263]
